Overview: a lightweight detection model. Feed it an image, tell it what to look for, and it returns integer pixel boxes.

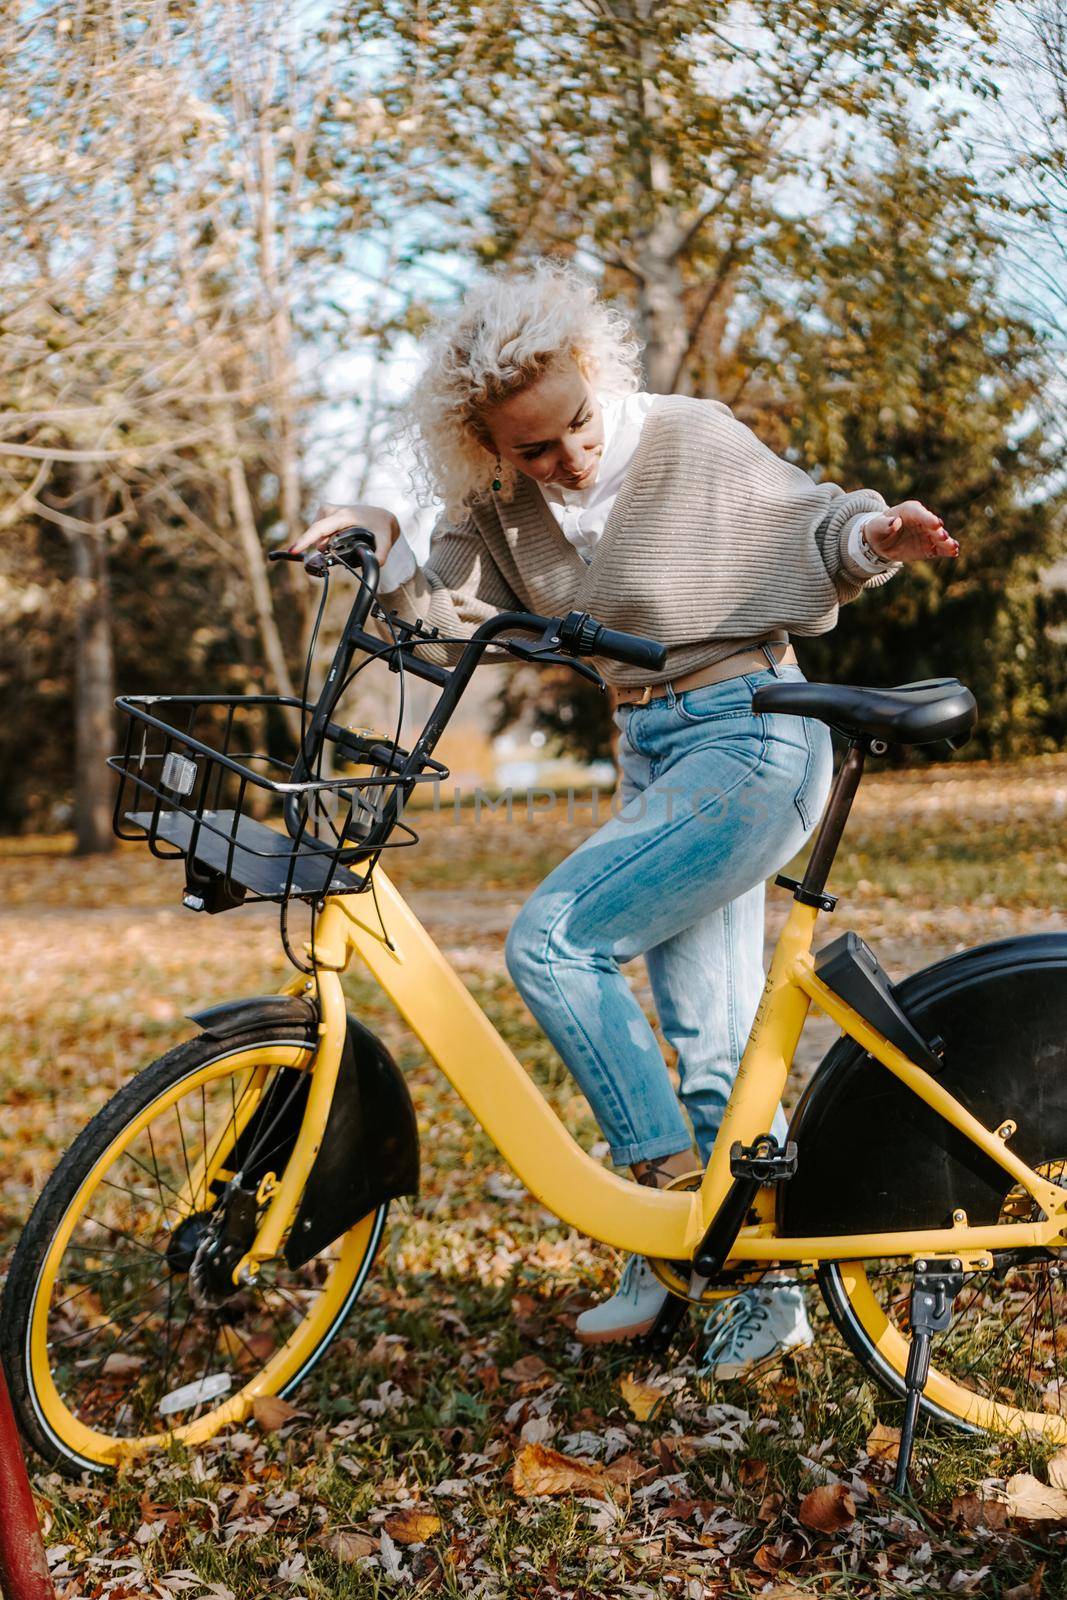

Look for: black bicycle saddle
[750,676,978,748]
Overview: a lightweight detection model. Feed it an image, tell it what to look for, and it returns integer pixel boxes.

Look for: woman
[294,260,958,1373]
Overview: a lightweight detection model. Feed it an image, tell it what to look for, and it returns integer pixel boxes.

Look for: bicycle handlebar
[556,612,667,672]
[273,527,668,673]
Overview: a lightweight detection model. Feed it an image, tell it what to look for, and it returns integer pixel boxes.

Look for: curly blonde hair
[401,259,644,522]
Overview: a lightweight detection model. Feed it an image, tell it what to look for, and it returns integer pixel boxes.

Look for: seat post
[798,738,867,903]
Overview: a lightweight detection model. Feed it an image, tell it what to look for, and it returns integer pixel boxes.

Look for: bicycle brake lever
[267,547,328,577]
[504,639,607,692]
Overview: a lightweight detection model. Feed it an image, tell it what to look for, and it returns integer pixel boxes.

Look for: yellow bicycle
[3,530,1065,1494]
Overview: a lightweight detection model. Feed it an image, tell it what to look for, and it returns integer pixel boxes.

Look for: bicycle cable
[277,544,521,977]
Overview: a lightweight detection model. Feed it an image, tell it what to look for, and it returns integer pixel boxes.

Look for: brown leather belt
[615,641,797,710]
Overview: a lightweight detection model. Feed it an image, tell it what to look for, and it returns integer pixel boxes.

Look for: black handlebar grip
[593,626,667,672]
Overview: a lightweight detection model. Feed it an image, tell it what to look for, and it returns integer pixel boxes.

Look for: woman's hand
[289,503,401,563]
[864,501,959,564]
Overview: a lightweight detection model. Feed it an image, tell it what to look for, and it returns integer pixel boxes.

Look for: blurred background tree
[760,113,1067,757]
[0,0,415,842]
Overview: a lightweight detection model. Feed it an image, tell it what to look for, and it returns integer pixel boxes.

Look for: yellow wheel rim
[26,1044,383,1470]
[836,1260,1067,1444]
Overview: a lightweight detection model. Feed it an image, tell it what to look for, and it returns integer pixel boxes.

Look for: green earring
[492,456,502,492]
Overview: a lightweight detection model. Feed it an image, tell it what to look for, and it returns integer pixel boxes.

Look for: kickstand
[894,1260,963,1497]
[640,1290,691,1357]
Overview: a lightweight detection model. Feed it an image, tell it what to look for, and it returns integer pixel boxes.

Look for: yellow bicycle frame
[231,868,1067,1286]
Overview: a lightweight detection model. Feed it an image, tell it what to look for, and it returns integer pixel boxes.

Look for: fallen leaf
[379,1528,404,1579]
[100,1352,144,1376]
[660,1497,698,1520]
[252,1394,302,1432]
[512,1442,611,1499]
[364,1333,404,1365]
[138,1493,180,1529]
[753,1531,807,1573]
[509,1293,544,1335]
[951,1493,1010,1531]
[738,1455,769,1489]
[1003,1575,1043,1600]
[319,1529,377,1562]
[1048,1449,1067,1491]
[865,1422,901,1464]
[758,1489,785,1522]
[798,1483,856,1534]
[619,1372,667,1421]
[1005,1472,1067,1522]
[603,1451,648,1486]
[383,1508,442,1544]
[474,1362,500,1393]
[519,1415,554,1445]
[501,1354,547,1383]
[223,1487,258,1522]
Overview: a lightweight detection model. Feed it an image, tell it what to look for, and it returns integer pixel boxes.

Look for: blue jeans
[505,663,834,1167]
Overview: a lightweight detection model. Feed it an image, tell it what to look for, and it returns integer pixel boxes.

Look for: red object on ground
[0,1364,54,1600]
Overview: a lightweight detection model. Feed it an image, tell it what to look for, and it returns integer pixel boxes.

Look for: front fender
[287,1011,420,1267]
[189,995,419,1266]
[779,933,1067,1237]
[189,992,318,1041]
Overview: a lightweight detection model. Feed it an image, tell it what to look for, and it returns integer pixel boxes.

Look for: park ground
[1,753,1066,1598]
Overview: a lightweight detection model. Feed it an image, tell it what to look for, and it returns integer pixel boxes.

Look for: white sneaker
[575,1256,668,1344]
[700,1281,813,1379]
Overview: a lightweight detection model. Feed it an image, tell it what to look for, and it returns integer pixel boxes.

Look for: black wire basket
[109,694,447,908]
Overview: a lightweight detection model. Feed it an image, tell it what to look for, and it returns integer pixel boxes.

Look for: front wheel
[1,1025,387,1476]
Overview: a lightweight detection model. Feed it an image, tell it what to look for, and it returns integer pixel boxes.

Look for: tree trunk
[613,0,695,396]
[70,511,115,856]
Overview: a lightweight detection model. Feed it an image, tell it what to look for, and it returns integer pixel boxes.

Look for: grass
[1,752,1066,1596]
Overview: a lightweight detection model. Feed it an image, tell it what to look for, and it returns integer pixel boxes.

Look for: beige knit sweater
[378,394,902,687]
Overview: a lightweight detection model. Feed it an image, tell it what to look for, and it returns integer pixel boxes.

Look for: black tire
[1,1025,387,1476]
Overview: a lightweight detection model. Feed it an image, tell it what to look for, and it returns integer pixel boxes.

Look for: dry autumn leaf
[512,1442,611,1499]
[603,1451,647,1487]
[384,1508,442,1544]
[758,1489,786,1523]
[738,1456,769,1489]
[1004,1472,1067,1522]
[319,1529,377,1562]
[1002,1578,1043,1600]
[753,1532,807,1573]
[1048,1449,1067,1491]
[251,1394,302,1432]
[619,1372,667,1421]
[100,1351,144,1375]
[798,1483,856,1534]
[138,1492,179,1528]
[865,1422,901,1464]
[501,1354,548,1383]
[951,1493,1010,1531]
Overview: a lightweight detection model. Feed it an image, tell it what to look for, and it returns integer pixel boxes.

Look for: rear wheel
[1,1026,386,1476]
[819,1159,1067,1442]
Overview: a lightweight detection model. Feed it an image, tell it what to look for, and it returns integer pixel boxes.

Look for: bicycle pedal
[729,1136,798,1184]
